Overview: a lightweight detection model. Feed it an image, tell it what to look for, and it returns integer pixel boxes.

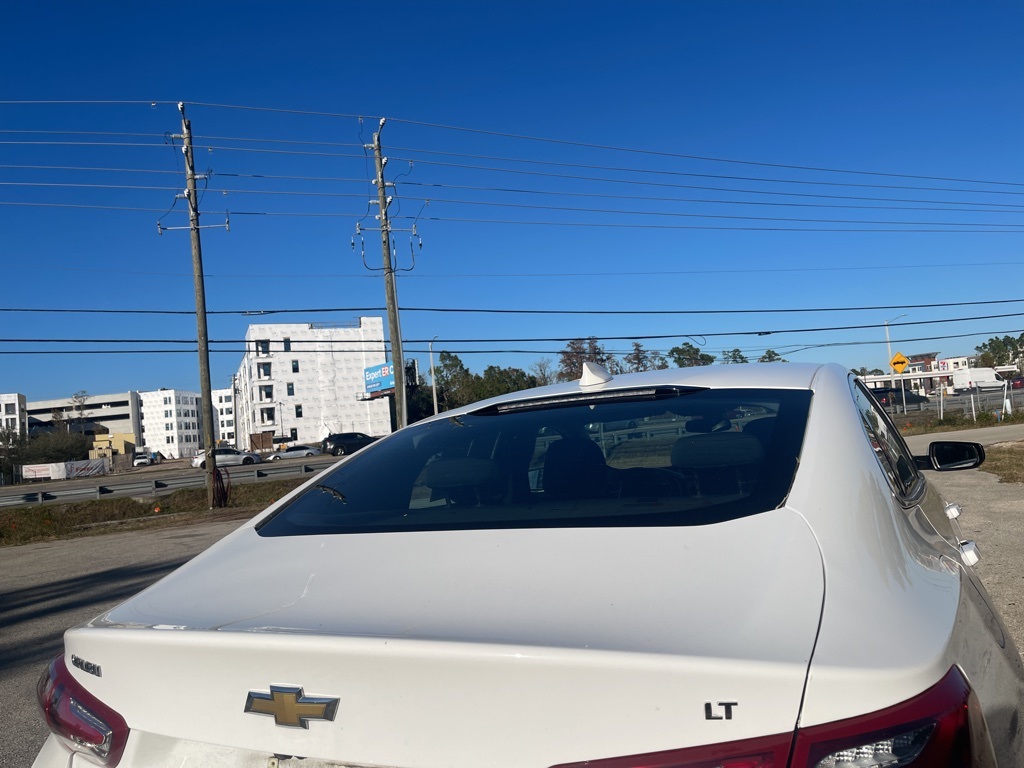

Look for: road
[0,455,339,509]
[2,427,1022,767]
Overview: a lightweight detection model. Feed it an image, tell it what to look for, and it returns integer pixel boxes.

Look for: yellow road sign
[890,353,910,374]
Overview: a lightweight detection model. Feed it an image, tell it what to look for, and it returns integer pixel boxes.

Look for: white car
[131,455,151,467]
[33,363,1024,768]
[189,447,260,469]
[266,444,323,461]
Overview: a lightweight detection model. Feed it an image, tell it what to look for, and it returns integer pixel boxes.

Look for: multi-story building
[211,386,237,448]
[138,389,203,459]
[1,393,28,437]
[234,319,391,450]
[26,391,142,445]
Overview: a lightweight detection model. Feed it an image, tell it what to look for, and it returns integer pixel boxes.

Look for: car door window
[852,378,921,499]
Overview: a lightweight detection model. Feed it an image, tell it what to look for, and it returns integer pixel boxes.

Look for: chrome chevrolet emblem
[244,685,339,729]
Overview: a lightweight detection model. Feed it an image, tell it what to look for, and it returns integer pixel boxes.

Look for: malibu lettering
[71,654,102,677]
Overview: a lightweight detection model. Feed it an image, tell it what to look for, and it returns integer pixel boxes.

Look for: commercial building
[138,389,203,459]
[234,319,391,450]
[212,386,237,448]
[1,393,28,437]
[26,391,142,446]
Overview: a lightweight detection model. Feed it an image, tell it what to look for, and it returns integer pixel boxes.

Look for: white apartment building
[26,391,142,444]
[235,319,392,450]
[138,389,203,459]
[212,386,237,448]
[1,393,28,436]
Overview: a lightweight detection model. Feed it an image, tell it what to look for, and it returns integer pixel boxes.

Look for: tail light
[793,666,993,768]
[37,654,129,767]
[551,667,993,768]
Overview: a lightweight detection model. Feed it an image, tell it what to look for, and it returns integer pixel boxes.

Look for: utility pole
[371,119,407,428]
[177,103,219,507]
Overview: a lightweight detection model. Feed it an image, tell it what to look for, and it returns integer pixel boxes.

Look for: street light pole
[429,336,439,415]
[885,313,907,388]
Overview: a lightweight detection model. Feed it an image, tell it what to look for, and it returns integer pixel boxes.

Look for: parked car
[131,454,151,467]
[190,447,261,469]
[1011,376,1024,390]
[320,431,378,456]
[33,363,1024,768]
[266,444,323,460]
[868,386,929,407]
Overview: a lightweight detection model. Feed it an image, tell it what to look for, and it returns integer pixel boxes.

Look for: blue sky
[3,2,1024,400]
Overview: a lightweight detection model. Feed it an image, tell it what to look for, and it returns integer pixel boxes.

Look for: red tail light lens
[793,666,991,768]
[37,654,129,767]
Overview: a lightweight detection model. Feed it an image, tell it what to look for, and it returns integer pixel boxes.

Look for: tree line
[406,339,789,421]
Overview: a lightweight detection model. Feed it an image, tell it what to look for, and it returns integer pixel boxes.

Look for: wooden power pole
[177,103,219,507]
[371,119,407,428]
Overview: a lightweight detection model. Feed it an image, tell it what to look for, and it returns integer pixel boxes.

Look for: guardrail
[0,460,333,509]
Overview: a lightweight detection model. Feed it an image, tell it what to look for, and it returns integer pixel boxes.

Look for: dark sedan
[320,431,379,456]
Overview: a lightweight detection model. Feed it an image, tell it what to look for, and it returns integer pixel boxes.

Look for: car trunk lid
[68,510,823,768]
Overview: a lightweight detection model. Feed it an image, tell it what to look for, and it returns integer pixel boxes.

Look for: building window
[165,423,172,431]
[227,432,234,440]
[226,419,233,427]
[224,394,232,403]
[4,403,14,415]
[290,428,298,441]
[295,404,303,418]
[286,383,295,396]
[225,407,233,415]
[257,362,272,379]
[256,339,270,356]
[283,338,291,352]
[258,385,274,402]
[164,396,171,405]
[291,360,300,373]
[259,407,276,425]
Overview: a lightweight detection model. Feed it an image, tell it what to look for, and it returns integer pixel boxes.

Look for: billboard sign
[364,362,395,393]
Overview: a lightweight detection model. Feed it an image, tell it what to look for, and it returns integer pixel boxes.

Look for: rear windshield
[257,387,811,536]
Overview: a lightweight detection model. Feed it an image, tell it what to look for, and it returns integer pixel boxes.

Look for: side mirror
[915,441,986,471]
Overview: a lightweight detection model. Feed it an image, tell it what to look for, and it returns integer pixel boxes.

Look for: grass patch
[0,478,308,547]
[981,443,1024,485]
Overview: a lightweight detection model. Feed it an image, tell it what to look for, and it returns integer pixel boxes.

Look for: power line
[2,327,1022,357]
[8,259,1024,280]
[387,118,1024,189]
[6,200,1024,231]
[387,154,1024,197]
[0,163,182,175]
[11,180,1024,221]
[402,180,1024,213]
[3,296,1024,317]
[3,308,1023,344]
[6,100,1024,191]
[9,168,1024,215]
[11,136,1024,201]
